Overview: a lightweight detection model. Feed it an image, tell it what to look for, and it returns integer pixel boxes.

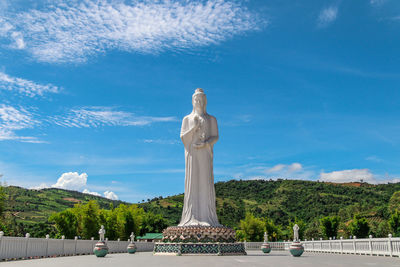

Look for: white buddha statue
[178,88,221,227]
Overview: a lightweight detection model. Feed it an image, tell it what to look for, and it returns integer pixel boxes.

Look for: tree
[115,204,144,240]
[320,216,340,239]
[388,210,400,237]
[304,220,321,240]
[49,209,78,239]
[140,212,168,235]
[389,191,400,214]
[264,218,282,241]
[80,200,100,239]
[349,214,370,238]
[239,213,265,241]
[375,221,390,238]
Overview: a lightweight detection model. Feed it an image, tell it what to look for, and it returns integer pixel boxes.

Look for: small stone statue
[127,232,137,254]
[293,224,299,242]
[94,225,108,257]
[99,225,106,242]
[130,232,135,243]
[264,232,268,242]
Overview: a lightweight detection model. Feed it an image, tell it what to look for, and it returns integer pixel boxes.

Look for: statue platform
[153,226,246,256]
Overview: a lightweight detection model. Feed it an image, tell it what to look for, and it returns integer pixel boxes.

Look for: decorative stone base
[289,241,304,257]
[261,242,271,253]
[161,226,236,243]
[127,242,137,254]
[93,241,108,257]
[153,242,246,256]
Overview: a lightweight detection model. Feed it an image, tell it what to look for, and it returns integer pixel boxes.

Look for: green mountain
[140,179,400,228]
[3,179,400,237]
[3,186,126,236]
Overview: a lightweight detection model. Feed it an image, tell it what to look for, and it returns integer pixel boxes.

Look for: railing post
[320,238,323,252]
[329,237,332,253]
[388,234,393,257]
[340,237,343,254]
[45,234,50,257]
[0,231,4,259]
[74,236,78,255]
[311,238,314,251]
[369,235,373,256]
[91,237,95,254]
[117,238,120,252]
[61,235,65,256]
[25,233,30,259]
[353,236,356,255]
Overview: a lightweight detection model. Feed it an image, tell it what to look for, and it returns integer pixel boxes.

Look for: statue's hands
[193,116,200,130]
[193,142,207,149]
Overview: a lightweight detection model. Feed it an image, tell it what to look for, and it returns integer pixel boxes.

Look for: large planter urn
[289,241,304,257]
[127,242,137,254]
[94,241,109,257]
[261,242,271,253]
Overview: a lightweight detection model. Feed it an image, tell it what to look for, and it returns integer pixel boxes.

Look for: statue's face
[192,94,206,111]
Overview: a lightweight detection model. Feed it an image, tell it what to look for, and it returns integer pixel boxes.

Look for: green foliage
[239,213,265,241]
[320,216,340,239]
[235,230,245,242]
[80,200,100,239]
[389,191,400,214]
[264,218,282,241]
[49,209,78,239]
[376,221,390,238]
[140,212,168,236]
[388,210,400,237]
[304,220,321,240]
[0,185,5,217]
[114,204,143,240]
[349,214,370,238]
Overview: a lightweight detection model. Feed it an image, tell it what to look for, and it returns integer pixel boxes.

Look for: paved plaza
[2,251,399,267]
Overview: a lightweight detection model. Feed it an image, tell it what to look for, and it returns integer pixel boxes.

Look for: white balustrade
[265,235,400,257]
[1,233,400,260]
[0,234,156,261]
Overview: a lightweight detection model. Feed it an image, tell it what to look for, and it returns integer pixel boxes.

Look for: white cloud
[104,190,118,200]
[266,163,303,173]
[10,31,25,49]
[52,106,177,128]
[366,156,383,163]
[266,164,286,173]
[0,0,262,63]
[370,0,386,5]
[319,169,375,183]
[52,172,88,191]
[0,71,60,97]
[83,188,101,196]
[143,139,178,145]
[317,6,338,27]
[0,104,43,143]
[30,183,50,190]
[288,163,302,172]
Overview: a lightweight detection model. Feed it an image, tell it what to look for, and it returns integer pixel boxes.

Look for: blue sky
[0,0,399,202]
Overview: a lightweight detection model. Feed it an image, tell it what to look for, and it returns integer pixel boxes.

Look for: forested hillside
[1,179,400,240]
[141,179,400,228]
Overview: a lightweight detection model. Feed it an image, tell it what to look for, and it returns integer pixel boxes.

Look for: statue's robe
[178,113,221,227]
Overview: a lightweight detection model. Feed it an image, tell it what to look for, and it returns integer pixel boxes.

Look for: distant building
[136,233,163,242]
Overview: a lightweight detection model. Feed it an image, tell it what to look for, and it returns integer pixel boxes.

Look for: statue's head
[192,88,207,114]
